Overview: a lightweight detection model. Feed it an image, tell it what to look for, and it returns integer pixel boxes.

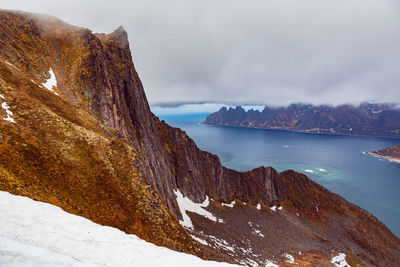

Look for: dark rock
[205,103,400,137]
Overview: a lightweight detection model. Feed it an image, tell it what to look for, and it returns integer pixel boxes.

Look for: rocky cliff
[204,103,400,138]
[0,9,199,254]
[1,10,399,266]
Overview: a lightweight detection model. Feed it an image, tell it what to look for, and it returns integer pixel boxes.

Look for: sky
[2,0,400,107]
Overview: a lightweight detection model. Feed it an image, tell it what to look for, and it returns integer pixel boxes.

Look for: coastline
[364,151,400,164]
[202,122,400,139]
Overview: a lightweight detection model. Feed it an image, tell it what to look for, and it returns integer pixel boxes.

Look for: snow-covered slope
[0,191,237,267]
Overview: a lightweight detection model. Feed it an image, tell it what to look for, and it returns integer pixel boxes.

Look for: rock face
[0,9,400,266]
[157,120,286,205]
[204,103,400,137]
[0,9,199,255]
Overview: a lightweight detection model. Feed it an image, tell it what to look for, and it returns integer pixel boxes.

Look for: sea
[152,109,400,237]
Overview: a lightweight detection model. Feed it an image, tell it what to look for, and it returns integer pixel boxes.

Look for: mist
[2,0,400,106]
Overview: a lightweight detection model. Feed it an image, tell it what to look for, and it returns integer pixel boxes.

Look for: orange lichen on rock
[0,9,200,256]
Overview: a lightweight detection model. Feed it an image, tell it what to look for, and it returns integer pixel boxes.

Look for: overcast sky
[2,0,400,106]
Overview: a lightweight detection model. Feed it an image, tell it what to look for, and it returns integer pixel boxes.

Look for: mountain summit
[0,10,399,266]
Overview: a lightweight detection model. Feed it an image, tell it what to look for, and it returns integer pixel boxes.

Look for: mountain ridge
[0,9,399,266]
[204,103,400,138]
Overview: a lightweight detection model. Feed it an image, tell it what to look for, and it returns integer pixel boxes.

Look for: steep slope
[158,122,400,266]
[0,9,399,266]
[0,9,199,255]
[204,104,400,138]
[366,145,400,164]
[0,191,236,267]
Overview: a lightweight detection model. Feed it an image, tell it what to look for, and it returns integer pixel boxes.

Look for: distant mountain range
[204,103,400,138]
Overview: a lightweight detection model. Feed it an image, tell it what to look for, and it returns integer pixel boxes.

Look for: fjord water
[155,111,400,237]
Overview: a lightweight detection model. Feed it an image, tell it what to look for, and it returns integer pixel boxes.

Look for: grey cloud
[2,0,400,106]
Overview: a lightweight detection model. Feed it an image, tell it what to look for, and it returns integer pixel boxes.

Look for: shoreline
[202,122,400,140]
[363,151,400,164]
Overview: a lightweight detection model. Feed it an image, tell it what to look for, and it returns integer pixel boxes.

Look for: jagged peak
[108,25,129,49]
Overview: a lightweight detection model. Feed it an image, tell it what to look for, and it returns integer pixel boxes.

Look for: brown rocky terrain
[366,145,400,164]
[0,9,399,266]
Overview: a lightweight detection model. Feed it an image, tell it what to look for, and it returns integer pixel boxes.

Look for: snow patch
[239,258,259,266]
[222,200,235,208]
[248,222,264,237]
[207,235,235,252]
[256,203,261,210]
[1,97,16,124]
[331,253,350,267]
[5,61,19,70]
[253,228,264,238]
[2,103,13,116]
[284,253,295,264]
[0,191,237,267]
[242,259,258,266]
[191,235,209,246]
[239,246,253,255]
[269,205,282,212]
[265,259,279,267]
[174,189,220,229]
[42,68,58,95]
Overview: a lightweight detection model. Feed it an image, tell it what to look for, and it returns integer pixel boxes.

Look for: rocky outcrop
[366,144,400,163]
[1,9,400,266]
[204,103,400,138]
[157,120,286,205]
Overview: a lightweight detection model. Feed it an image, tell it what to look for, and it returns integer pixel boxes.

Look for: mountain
[204,103,400,138]
[366,145,400,164]
[0,9,399,266]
